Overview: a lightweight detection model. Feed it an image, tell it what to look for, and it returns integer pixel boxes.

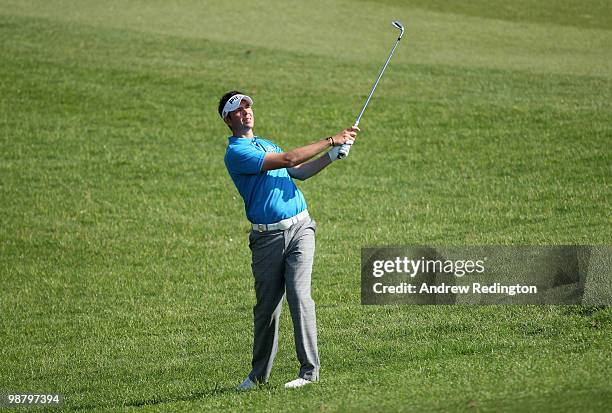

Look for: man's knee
[253,293,284,317]
[285,290,315,311]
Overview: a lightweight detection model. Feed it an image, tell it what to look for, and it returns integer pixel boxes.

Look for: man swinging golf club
[219,91,358,390]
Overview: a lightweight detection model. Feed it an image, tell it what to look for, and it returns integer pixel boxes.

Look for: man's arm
[287,154,332,181]
[261,127,358,172]
[287,138,355,181]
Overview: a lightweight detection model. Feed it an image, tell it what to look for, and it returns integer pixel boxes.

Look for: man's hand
[330,126,359,146]
[328,139,354,161]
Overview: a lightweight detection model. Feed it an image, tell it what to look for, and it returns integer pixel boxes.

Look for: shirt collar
[228,136,258,144]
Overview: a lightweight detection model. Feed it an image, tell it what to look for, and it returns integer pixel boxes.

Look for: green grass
[363,0,612,30]
[0,0,611,411]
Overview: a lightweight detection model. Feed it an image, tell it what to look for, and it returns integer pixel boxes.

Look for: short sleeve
[225,143,265,175]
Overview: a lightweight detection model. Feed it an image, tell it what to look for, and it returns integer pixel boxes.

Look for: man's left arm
[287,140,354,181]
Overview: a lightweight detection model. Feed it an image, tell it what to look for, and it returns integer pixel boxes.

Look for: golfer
[219,91,358,390]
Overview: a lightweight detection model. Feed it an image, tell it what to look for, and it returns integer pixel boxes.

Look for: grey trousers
[247,217,320,383]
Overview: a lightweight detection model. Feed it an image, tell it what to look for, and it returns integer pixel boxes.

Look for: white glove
[328,139,354,161]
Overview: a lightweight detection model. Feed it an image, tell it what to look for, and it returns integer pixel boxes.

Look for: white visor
[221,94,253,119]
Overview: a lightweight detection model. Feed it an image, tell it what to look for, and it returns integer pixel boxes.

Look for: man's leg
[249,230,285,383]
[284,218,320,382]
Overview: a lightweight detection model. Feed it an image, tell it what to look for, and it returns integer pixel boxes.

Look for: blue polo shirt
[224,136,307,224]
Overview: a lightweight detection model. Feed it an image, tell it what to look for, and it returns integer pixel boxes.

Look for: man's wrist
[326,136,334,147]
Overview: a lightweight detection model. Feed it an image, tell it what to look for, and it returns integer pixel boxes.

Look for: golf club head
[391,20,405,39]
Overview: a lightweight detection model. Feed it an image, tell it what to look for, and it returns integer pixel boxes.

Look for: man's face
[225,99,254,132]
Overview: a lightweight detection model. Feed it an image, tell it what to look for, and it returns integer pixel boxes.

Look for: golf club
[338,20,405,159]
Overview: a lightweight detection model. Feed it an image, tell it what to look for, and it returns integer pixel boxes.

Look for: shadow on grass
[67,383,241,411]
[562,305,606,317]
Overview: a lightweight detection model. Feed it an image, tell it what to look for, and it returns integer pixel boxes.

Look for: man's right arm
[261,127,358,171]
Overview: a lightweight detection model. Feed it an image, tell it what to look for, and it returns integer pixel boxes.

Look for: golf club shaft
[355,38,401,127]
[338,34,403,158]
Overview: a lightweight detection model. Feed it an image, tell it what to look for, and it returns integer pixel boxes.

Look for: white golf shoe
[236,377,257,391]
[284,378,313,389]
